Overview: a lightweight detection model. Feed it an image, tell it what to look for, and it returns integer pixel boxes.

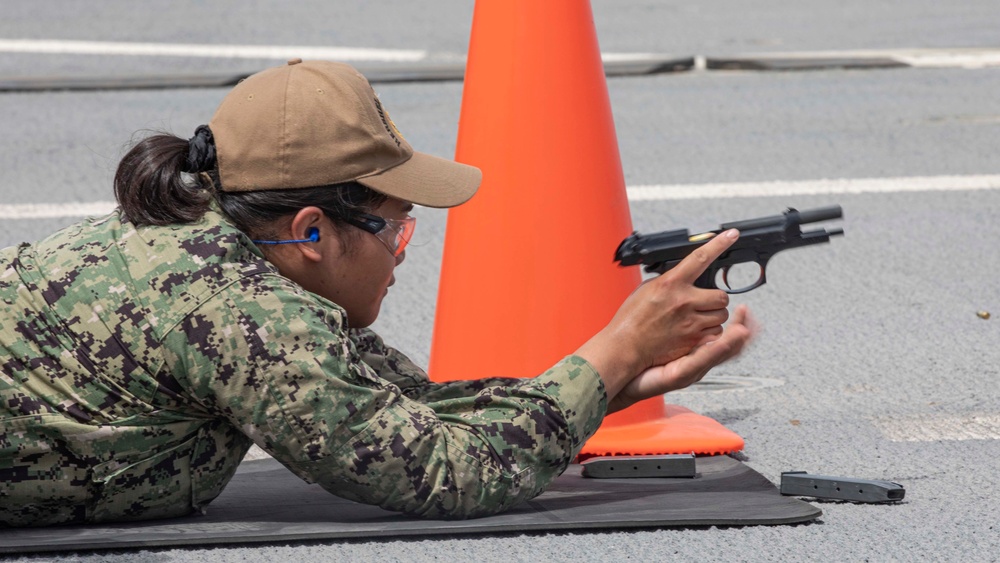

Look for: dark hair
[216,184,387,242]
[114,128,387,239]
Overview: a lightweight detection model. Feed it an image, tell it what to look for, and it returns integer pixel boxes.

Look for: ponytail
[114,125,216,226]
[114,125,389,244]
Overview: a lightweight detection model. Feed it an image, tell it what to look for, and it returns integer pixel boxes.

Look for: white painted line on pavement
[627,174,1000,201]
[875,414,1000,442]
[0,39,426,62]
[5,41,1000,69]
[896,51,1000,69]
[735,48,1000,69]
[3,175,999,219]
[0,202,117,219]
[601,53,665,62]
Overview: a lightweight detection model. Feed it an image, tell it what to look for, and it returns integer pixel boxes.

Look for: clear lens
[381,216,416,256]
[345,212,417,257]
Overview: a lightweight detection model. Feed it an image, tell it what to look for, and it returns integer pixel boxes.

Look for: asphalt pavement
[2,2,999,561]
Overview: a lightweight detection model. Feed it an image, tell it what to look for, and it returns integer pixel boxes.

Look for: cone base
[578,405,745,459]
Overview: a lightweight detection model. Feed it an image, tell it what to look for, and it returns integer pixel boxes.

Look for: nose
[395,249,406,266]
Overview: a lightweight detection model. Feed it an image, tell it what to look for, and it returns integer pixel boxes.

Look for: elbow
[403,456,541,520]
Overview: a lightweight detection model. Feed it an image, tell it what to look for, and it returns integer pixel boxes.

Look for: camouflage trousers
[0,416,251,527]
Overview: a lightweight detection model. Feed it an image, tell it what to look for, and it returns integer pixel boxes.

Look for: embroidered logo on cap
[373,96,404,147]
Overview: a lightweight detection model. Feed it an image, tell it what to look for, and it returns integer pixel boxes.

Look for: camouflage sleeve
[164,275,607,519]
[348,328,430,391]
[349,328,531,403]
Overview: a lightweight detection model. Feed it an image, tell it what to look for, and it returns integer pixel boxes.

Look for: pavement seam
[3,48,1000,92]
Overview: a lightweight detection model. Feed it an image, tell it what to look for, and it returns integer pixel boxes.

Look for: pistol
[614,205,844,294]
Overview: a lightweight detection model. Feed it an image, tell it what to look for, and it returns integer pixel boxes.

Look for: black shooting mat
[1,455,821,554]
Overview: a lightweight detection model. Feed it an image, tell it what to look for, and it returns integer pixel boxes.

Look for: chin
[351,305,382,329]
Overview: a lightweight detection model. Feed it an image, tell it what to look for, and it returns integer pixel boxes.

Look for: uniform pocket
[88,435,197,523]
[0,414,92,526]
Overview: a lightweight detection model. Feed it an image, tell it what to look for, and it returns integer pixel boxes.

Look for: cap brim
[356,151,481,208]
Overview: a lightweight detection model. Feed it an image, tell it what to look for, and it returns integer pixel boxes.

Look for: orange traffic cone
[430,0,743,457]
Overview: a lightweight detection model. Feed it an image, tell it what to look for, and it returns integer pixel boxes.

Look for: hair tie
[183,125,217,173]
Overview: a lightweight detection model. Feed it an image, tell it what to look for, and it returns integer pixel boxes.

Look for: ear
[288,207,329,263]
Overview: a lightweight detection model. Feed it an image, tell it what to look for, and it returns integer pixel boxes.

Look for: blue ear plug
[253,227,320,245]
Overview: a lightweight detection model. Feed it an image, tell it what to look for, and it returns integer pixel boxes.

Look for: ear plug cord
[252,227,320,245]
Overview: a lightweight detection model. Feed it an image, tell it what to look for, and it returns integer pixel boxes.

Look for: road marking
[627,174,1000,201]
[0,202,117,219]
[875,414,1000,442]
[0,39,426,62]
[896,51,1000,69]
[4,41,1000,69]
[3,174,999,219]
[745,48,1000,69]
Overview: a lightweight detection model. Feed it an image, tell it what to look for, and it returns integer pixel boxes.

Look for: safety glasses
[343,212,416,257]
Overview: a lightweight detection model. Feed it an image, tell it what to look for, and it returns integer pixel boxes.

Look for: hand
[576,228,740,400]
[606,304,757,414]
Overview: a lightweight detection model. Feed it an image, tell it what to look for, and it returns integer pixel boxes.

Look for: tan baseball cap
[208,59,480,208]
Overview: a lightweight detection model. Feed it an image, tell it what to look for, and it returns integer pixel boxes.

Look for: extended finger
[729,305,759,344]
[672,229,740,284]
[737,305,759,335]
[659,345,721,391]
[686,333,739,371]
[731,303,748,325]
[674,229,740,283]
[716,319,753,358]
[687,322,751,371]
[697,326,724,345]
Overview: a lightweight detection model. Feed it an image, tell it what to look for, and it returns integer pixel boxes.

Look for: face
[306,197,412,328]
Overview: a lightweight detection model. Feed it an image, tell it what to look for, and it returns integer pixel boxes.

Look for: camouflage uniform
[0,209,607,526]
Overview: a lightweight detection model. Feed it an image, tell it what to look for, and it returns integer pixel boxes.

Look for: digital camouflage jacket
[0,209,606,526]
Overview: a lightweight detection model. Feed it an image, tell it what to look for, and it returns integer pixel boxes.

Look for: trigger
[721,265,733,290]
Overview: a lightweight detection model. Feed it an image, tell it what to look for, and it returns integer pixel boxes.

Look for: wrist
[573,326,644,400]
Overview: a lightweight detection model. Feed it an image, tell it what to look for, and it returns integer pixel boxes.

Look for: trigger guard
[720,264,767,295]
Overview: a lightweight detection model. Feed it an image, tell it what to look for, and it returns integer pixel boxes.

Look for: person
[0,59,753,526]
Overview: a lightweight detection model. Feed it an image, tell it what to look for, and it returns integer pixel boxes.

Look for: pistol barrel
[797,205,843,224]
[721,214,785,231]
[721,205,843,231]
